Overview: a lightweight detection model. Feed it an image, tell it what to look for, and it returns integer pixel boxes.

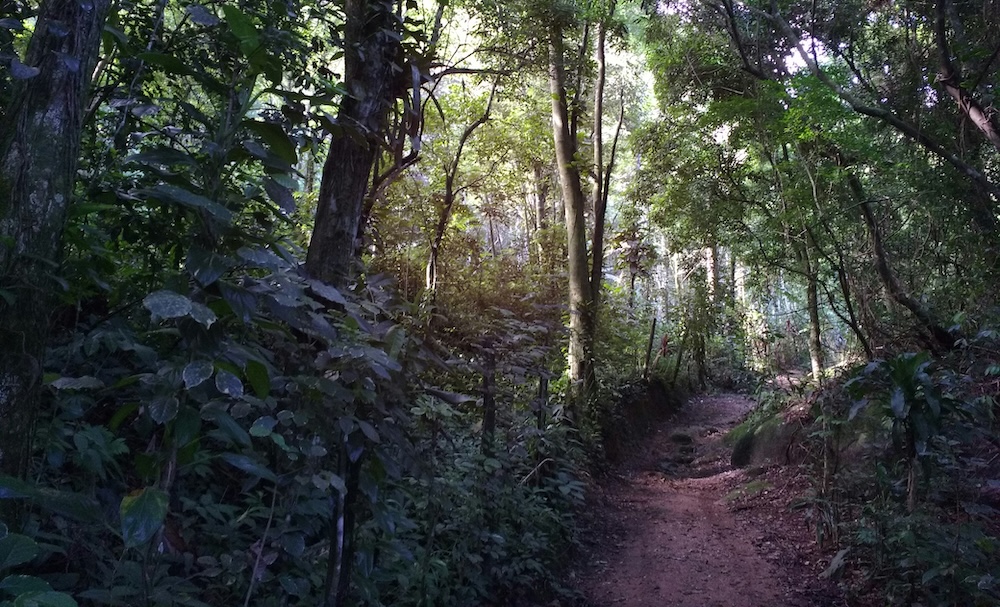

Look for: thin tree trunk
[0,0,111,483]
[592,89,625,311]
[426,86,495,294]
[643,317,657,379]
[548,23,594,411]
[324,448,361,607]
[532,161,549,266]
[803,243,824,382]
[847,174,954,350]
[306,0,403,287]
[589,7,611,308]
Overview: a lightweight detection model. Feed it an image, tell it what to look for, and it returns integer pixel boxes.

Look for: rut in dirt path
[576,394,822,607]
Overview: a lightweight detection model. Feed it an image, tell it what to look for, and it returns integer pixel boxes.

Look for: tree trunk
[548,23,594,411]
[803,244,824,383]
[532,161,550,266]
[935,0,1000,154]
[0,0,111,482]
[847,174,954,350]
[589,3,622,315]
[306,0,402,287]
[589,8,610,308]
[426,87,494,295]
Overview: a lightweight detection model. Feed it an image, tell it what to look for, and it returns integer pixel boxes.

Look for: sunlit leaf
[215,371,244,398]
[143,290,192,321]
[186,5,220,26]
[183,361,214,389]
[222,5,260,57]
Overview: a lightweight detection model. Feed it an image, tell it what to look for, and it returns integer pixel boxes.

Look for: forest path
[572,393,841,607]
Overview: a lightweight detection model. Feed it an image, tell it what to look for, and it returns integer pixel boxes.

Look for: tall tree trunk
[589,8,609,305]
[589,3,622,313]
[548,23,594,411]
[0,0,111,482]
[306,0,402,287]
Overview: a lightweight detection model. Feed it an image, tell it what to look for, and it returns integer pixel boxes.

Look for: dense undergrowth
[0,222,684,607]
[0,255,596,606]
[730,335,1000,607]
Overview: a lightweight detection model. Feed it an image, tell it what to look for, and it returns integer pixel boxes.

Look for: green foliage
[0,5,595,607]
[0,524,79,607]
[845,352,976,509]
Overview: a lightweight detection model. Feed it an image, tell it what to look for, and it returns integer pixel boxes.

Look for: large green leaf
[137,52,193,76]
[143,290,192,321]
[0,535,38,571]
[144,185,233,224]
[220,453,276,482]
[244,121,296,164]
[0,477,102,523]
[248,415,276,437]
[147,396,179,424]
[202,409,251,447]
[11,591,78,607]
[183,361,214,390]
[186,247,231,287]
[0,575,51,595]
[215,371,244,398]
[189,302,218,328]
[222,6,260,57]
[119,488,168,549]
[245,360,270,399]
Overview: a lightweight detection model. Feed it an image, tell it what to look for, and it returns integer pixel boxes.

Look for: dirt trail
[574,394,841,607]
